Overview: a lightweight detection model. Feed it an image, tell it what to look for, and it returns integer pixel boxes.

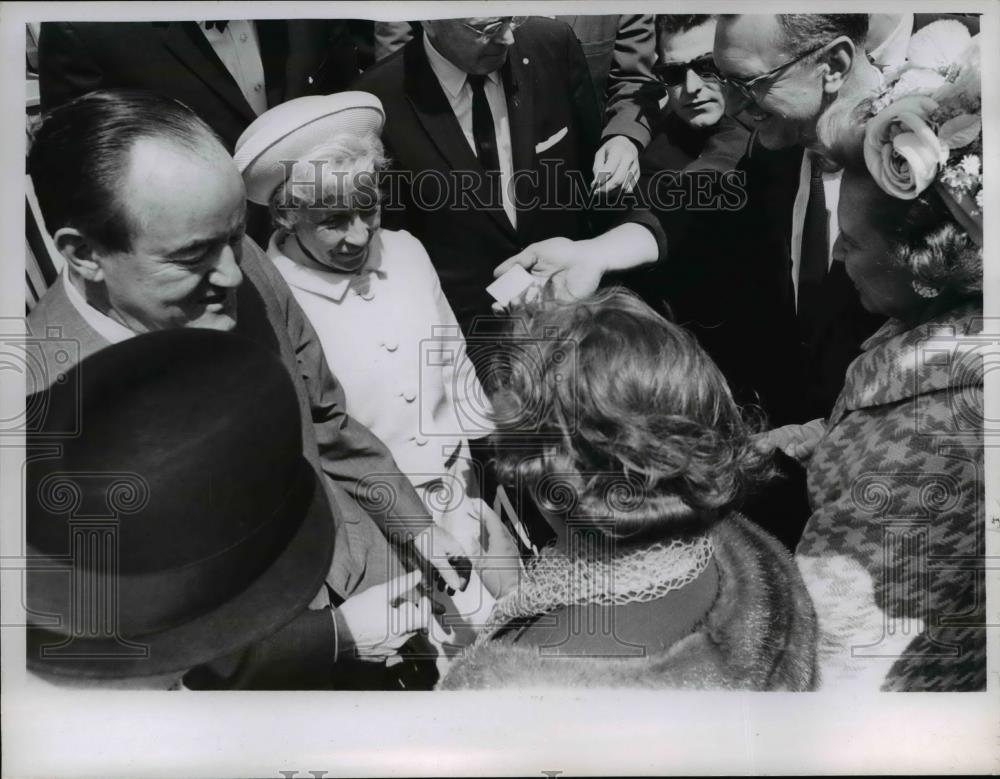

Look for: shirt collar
[423,33,501,99]
[267,232,354,303]
[61,268,137,344]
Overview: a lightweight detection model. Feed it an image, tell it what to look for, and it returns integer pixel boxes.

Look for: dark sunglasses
[653,54,722,87]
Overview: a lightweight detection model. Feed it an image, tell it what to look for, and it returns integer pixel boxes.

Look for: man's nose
[345,215,369,246]
[685,68,704,94]
[210,244,243,288]
[496,24,515,46]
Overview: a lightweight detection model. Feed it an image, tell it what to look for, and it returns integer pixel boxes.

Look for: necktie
[467,74,501,175]
[797,153,829,340]
[204,20,229,33]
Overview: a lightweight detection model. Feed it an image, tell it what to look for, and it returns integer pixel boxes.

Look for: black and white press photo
[2,1,996,776]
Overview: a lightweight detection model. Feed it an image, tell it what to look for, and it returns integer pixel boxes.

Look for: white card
[486,264,538,306]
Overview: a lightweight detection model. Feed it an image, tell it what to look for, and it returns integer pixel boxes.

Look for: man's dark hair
[655,14,715,39]
[775,14,869,53]
[28,89,223,252]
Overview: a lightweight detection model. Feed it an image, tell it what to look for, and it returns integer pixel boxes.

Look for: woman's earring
[911,280,940,299]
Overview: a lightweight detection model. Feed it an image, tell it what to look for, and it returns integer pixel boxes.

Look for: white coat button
[359,289,375,301]
[415,436,428,447]
[402,388,417,403]
[254,83,263,92]
[382,339,398,352]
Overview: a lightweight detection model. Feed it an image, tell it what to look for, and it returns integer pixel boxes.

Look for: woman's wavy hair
[821,96,982,299]
[489,287,775,540]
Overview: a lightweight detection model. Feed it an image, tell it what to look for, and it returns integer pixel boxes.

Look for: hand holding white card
[486,264,539,307]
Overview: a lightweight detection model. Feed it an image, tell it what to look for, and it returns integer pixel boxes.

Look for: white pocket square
[534,127,568,153]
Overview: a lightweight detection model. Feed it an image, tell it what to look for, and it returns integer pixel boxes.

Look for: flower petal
[906,19,972,69]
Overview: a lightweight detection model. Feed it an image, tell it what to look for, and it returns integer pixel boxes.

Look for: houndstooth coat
[795,301,985,691]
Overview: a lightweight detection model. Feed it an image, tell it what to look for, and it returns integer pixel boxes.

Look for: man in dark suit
[713,14,887,422]
[372,16,659,194]
[354,16,666,334]
[627,14,806,426]
[26,90,472,688]
[38,20,359,151]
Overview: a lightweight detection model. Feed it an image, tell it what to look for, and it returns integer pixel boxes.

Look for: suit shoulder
[353,46,406,94]
[516,16,577,46]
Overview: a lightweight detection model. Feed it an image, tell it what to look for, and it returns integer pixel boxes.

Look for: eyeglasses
[459,16,529,43]
[653,54,723,87]
[717,41,830,105]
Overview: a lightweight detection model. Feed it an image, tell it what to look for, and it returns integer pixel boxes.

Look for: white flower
[975,189,983,209]
[888,67,947,101]
[906,20,973,69]
[864,95,946,200]
[960,155,981,177]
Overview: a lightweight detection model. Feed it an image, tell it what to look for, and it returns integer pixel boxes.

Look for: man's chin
[756,118,799,150]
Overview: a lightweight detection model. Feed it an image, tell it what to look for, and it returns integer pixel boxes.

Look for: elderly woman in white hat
[235,92,488,556]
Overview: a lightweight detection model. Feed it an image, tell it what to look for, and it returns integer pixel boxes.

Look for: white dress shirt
[198,20,267,115]
[267,228,489,487]
[62,270,136,344]
[423,33,517,228]
[789,159,842,310]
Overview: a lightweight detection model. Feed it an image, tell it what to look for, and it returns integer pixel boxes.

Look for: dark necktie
[467,74,501,175]
[797,153,829,340]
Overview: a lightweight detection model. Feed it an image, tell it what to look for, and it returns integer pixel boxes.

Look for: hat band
[27,461,317,647]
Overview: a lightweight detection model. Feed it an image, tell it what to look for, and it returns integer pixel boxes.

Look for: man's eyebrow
[165,237,218,257]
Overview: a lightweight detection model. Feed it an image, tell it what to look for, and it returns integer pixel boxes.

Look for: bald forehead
[124,136,236,191]
[715,15,789,72]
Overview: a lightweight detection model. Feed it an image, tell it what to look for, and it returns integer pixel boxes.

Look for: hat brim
[235,91,385,205]
[27,459,335,681]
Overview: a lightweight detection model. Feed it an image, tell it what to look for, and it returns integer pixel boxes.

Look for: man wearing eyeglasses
[354,16,665,337]
[712,14,887,423]
[627,15,803,429]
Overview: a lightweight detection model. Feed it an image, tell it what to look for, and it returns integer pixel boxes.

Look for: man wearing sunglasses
[712,14,887,424]
[627,15,803,427]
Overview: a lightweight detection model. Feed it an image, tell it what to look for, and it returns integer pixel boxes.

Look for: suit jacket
[354,19,666,332]
[740,138,884,423]
[26,240,435,687]
[555,14,656,147]
[372,16,656,147]
[38,21,359,150]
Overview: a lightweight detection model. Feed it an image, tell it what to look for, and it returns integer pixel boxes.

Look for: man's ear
[821,37,855,95]
[52,227,106,283]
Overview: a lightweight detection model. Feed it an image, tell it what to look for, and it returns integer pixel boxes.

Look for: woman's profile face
[292,167,381,274]
[835,169,922,320]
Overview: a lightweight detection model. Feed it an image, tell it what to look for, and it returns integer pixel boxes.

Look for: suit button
[402,389,417,402]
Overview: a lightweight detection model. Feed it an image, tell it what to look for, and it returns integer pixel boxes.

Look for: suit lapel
[503,45,536,238]
[156,22,257,125]
[403,37,517,239]
[257,20,290,108]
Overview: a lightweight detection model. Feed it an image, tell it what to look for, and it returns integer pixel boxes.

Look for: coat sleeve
[38,22,105,112]
[244,244,433,540]
[600,15,656,149]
